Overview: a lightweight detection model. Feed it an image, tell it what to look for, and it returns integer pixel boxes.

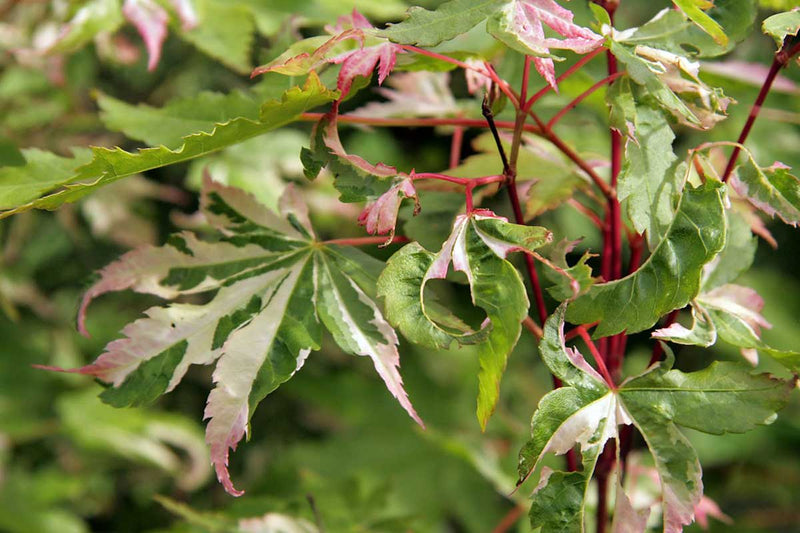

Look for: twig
[722,40,800,182]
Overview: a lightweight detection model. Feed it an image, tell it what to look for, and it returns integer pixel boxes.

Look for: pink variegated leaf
[170,0,198,30]
[694,495,732,529]
[488,0,603,89]
[329,38,404,95]
[358,177,419,244]
[122,0,169,71]
[253,9,403,97]
[42,179,421,497]
[321,110,399,178]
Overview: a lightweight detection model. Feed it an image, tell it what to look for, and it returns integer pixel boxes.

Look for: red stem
[722,42,800,182]
[546,72,624,130]
[323,235,410,246]
[491,505,525,533]
[567,198,605,229]
[412,172,505,187]
[450,124,464,168]
[528,111,614,199]
[396,45,519,106]
[576,326,616,388]
[525,47,605,110]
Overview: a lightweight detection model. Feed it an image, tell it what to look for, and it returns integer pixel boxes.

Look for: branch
[546,72,624,129]
[525,47,605,110]
[722,40,800,182]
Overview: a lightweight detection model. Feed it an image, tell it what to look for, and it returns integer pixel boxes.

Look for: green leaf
[0,149,93,211]
[730,154,800,227]
[0,74,337,218]
[542,240,595,302]
[566,181,726,337]
[379,212,551,428]
[673,0,729,46]
[762,8,800,48]
[378,0,506,47]
[617,104,680,249]
[621,1,756,58]
[97,90,259,149]
[701,209,757,291]
[611,42,732,130]
[518,308,790,532]
[49,179,420,497]
[178,0,255,74]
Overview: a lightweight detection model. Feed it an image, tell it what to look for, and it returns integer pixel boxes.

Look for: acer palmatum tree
[5,0,800,531]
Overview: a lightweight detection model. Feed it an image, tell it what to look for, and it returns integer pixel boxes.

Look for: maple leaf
[379,210,552,427]
[252,9,404,97]
[358,176,419,245]
[42,178,422,496]
[122,0,169,71]
[487,0,603,89]
[518,305,791,533]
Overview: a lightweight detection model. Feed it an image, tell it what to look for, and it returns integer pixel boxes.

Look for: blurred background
[0,0,798,531]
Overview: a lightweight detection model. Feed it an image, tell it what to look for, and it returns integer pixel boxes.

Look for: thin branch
[722,41,800,182]
[492,505,525,533]
[576,326,616,388]
[525,47,605,110]
[567,198,605,229]
[412,172,505,187]
[450,123,465,168]
[546,72,624,129]
[527,110,614,199]
[522,316,543,339]
[482,96,511,174]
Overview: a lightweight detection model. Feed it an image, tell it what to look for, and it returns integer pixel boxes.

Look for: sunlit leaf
[762,8,800,49]
[0,74,336,218]
[487,0,602,88]
[378,0,506,47]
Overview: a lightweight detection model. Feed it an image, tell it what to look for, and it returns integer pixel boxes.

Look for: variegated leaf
[379,210,552,428]
[43,178,421,496]
[517,306,791,532]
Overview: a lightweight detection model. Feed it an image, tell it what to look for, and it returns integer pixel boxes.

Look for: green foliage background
[0,0,798,531]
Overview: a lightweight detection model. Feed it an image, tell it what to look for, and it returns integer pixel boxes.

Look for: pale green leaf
[378,0,506,47]
[0,149,92,210]
[178,0,255,74]
[701,209,757,291]
[617,104,680,249]
[97,90,259,149]
[673,0,729,46]
[0,75,337,218]
[620,1,756,58]
[566,181,726,337]
[762,8,800,48]
[730,154,800,227]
